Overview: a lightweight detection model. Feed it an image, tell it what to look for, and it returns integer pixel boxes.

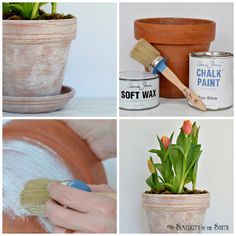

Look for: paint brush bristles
[20,178,51,217]
[130,38,161,69]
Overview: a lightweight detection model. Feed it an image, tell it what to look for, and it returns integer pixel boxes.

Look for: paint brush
[20,178,116,217]
[130,38,207,112]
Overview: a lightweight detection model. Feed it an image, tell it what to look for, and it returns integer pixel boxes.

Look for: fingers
[45,199,92,232]
[64,120,117,160]
[46,183,117,233]
[45,199,116,233]
[65,120,94,140]
[89,184,115,193]
[47,182,95,212]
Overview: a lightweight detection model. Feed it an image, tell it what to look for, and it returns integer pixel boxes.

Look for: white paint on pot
[3,138,74,232]
[142,192,210,233]
[189,51,233,110]
[120,71,159,110]
[3,19,77,97]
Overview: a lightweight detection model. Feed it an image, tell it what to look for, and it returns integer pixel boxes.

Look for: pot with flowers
[142,120,210,233]
[3,2,76,113]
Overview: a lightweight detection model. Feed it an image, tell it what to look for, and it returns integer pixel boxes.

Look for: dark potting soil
[145,189,208,195]
[3,10,74,20]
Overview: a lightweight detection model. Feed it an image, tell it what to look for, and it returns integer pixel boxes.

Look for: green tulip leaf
[149,149,163,160]
[146,175,155,189]
[169,145,184,178]
[157,135,165,152]
[172,176,181,193]
[186,145,202,174]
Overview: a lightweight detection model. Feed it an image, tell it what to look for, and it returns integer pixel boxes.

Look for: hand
[45,182,116,233]
[64,120,116,160]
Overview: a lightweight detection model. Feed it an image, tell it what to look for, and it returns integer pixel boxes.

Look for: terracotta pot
[134,18,216,98]
[3,18,77,97]
[142,192,210,233]
[3,120,107,233]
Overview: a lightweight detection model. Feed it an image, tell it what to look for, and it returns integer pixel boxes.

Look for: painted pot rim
[142,191,210,198]
[3,17,77,43]
[134,17,216,45]
[142,192,210,210]
[3,17,77,24]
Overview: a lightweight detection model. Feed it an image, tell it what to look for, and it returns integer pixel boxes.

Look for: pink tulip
[182,120,192,135]
[161,136,170,149]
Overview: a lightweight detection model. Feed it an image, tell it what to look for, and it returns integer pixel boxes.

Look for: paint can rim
[190,51,233,58]
[120,71,159,81]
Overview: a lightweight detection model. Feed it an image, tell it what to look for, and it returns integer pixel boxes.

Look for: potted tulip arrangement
[3,2,76,113]
[142,120,210,233]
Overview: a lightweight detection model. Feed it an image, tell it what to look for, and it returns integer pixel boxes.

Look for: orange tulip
[161,136,170,149]
[182,120,192,135]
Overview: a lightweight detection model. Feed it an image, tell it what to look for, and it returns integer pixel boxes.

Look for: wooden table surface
[120,98,233,117]
[3,97,117,118]
[3,97,233,118]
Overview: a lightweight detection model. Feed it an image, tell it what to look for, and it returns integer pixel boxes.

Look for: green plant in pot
[142,120,210,233]
[3,2,77,104]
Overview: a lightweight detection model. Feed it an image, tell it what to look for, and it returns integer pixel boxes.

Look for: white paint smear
[3,138,74,232]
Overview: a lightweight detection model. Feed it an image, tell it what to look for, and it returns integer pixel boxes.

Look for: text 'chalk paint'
[120,71,159,110]
[3,138,74,232]
[189,52,233,110]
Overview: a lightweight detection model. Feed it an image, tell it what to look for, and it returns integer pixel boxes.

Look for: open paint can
[119,71,159,110]
[189,51,233,110]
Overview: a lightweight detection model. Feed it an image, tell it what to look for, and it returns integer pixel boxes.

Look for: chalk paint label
[119,79,159,110]
[190,55,233,110]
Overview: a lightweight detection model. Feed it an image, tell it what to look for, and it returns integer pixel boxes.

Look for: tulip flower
[147,120,202,194]
[161,136,170,149]
[147,158,156,174]
[182,120,192,135]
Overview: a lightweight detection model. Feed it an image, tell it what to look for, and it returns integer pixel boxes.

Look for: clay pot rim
[134,17,216,44]
[3,17,77,24]
[135,17,215,27]
[142,192,210,198]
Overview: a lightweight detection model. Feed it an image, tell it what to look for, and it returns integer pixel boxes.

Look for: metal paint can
[119,71,159,110]
[189,51,233,110]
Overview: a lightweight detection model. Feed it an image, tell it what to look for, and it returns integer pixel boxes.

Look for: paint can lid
[190,51,233,58]
[119,71,159,81]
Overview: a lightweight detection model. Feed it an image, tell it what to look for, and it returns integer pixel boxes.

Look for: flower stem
[178,178,185,193]
[51,2,57,14]
[30,2,39,20]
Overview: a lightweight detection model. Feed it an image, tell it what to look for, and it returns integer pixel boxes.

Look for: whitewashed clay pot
[142,192,210,233]
[3,18,77,97]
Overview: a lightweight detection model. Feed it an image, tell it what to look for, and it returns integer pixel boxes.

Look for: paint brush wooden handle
[162,67,207,111]
[151,58,207,112]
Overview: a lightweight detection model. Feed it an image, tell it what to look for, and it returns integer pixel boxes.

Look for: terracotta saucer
[3,85,75,114]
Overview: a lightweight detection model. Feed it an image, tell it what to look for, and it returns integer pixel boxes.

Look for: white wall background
[43,3,117,98]
[120,2,233,71]
[120,119,233,233]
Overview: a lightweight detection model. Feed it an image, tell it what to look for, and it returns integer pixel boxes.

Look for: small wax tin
[189,51,233,110]
[119,71,159,110]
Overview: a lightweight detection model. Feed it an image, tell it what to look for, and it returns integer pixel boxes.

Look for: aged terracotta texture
[3,120,107,233]
[142,192,210,233]
[3,85,75,113]
[3,18,77,97]
[134,18,216,98]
